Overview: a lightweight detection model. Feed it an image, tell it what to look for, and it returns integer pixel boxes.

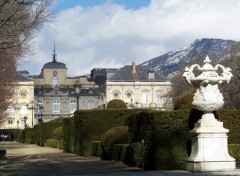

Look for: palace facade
[0,49,101,129]
[1,51,173,130]
[106,62,173,109]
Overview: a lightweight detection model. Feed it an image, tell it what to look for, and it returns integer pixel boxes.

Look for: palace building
[0,47,101,129]
[0,49,173,130]
[106,62,173,109]
[32,47,101,122]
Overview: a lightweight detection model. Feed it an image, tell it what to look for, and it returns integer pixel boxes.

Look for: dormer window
[148,71,155,80]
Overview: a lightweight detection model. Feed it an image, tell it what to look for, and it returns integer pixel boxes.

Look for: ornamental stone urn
[183,56,236,172]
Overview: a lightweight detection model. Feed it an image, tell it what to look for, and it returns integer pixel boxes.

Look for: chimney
[132,62,136,73]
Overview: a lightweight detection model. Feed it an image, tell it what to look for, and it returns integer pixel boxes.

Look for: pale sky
[18,0,240,76]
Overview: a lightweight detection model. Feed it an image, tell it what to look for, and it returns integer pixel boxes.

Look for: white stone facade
[0,80,35,130]
[106,81,173,109]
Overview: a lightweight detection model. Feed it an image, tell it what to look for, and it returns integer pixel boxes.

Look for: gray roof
[17,71,32,81]
[43,60,66,69]
[108,65,164,81]
[43,51,66,69]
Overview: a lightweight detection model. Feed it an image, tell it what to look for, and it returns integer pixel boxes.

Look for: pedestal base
[186,113,236,172]
[186,161,236,172]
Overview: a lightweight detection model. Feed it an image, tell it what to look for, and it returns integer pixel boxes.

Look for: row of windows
[141,93,164,105]
[113,91,164,105]
[7,100,95,118]
[7,119,27,125]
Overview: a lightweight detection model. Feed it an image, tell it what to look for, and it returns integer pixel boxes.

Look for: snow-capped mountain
[140,38,238,79]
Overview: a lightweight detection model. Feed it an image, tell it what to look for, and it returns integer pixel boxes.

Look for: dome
[43,60,66,69]
[43,46,66,69]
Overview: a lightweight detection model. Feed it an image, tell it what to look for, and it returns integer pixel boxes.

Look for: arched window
[52,76,58,87]
[141,89,150,107]
[7,106,15,119]
[69,100,76,113]
[157,93,164,107]
[20,105,28,118]
[52,100,60,114]
[87,101,95,110]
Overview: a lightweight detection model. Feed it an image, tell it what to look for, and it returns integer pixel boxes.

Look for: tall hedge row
[63,117,75,153]
[20,122,62,146]
[217,110,240,143]
[15,108,240,171]
[127,111,155,169]
[127,110,190,170]
[127,109,240,170]
[73,109,142,156]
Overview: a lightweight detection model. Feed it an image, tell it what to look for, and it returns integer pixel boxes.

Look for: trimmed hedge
[101,126,129,160]
[127,109,240,170]
[127,110,190,170]
[15,108,240,171]
[229,144,240,167]
[25,128,35,144]
[127,111,155,169]
[174,93,194,110]
[91,141,102,156]
[73,109,143,156]
[112,144,130,161]
[46,139,63,149]
[217,110,240,144]
[107,99,127,109]
[53,127,63,139]
[33,122,62,146]
[63,117,75,153]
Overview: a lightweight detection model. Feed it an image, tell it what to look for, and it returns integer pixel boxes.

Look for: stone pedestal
[186,113,236,172]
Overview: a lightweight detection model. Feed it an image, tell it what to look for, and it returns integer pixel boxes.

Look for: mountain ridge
[140,38,239,79]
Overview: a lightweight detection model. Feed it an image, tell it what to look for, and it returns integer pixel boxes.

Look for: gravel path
[0,142,139,176]
[1,142,240,176]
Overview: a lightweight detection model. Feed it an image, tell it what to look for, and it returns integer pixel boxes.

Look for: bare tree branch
[0,0,52,121]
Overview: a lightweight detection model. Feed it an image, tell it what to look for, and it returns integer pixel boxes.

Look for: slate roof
[108,65,164,81]
[43,49,66,69]
[17,71,32,81]
[43,60,66,69]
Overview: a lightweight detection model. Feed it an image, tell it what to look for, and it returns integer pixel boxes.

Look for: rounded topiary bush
[101,126,129,159]
[107,99,127,109]
[174,93,194,110]
[53,127,63,139]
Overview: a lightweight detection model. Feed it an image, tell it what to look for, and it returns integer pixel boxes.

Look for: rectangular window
[88,102,95,110]
[52,100,60,114]
[69,100,76,113]
[141,93,150,107]
[37,100,43,113]
[7,106,15,119]
[157,93,164,107]
[142,93,149,104]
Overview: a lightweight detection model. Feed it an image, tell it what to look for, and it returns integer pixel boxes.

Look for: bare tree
[0,0,52,122]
